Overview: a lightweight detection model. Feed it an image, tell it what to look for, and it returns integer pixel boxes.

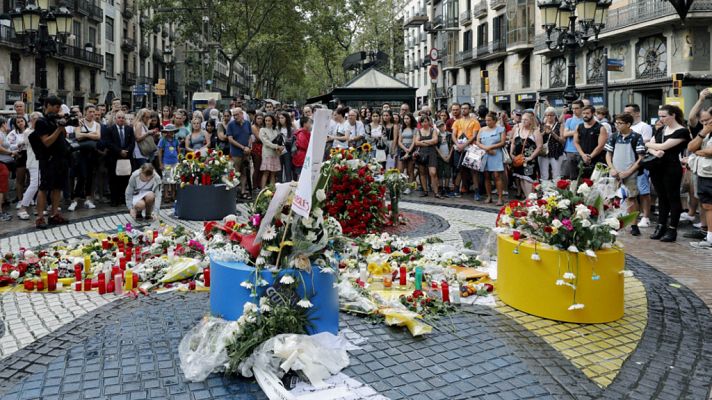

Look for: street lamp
[9,1,75,102]
[163,47,175,106]
[538,0,612,103]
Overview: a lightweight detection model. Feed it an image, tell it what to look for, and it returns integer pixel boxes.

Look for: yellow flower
[185,152,196,161]
[280,240,294,248]
[330,148,338,157]
[266,246,280,252]
[361,143,372,153]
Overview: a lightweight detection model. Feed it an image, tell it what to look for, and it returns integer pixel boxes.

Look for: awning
[493,95,511,104]
[416,85,430,97]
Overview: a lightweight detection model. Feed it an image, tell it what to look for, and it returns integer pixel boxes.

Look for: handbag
[462,145,486,171]
[640,153,663,171]
[115,159,132,176]
[137,126,158,157]
[540,123,556,157]
[375,149,387,163]
[503,148,512,165]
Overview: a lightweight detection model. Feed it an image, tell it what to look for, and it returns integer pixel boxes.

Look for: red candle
[399,266,407,286]
[134,247,141,262]
[132,273,138,289]
[119,258,127,270]
[98,272,105,282]
[24,280,35,291]
[75,282,82,291]
[189,281,196,290]
[112,266,120,278]
[431,281,438,289]
[441,281,450,303]
[153,231,158,240]
[47,271,57,292]
[74,264,82,281]
[98,279,106,295]
[203,268,210,287]
[36,279,44,291]
[102,239,109,249]
[106,279,115,293]
[83,278,92,291]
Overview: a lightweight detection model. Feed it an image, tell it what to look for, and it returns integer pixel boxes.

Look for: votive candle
[84,255,91,276]
[74,264,82,282]
[114,275,123,295]
[399,265,407,286]
[124,269,133,291]
[441,281,450,303]
[83,278,92,291]
[24,280,35,291]
[203,268,210,287]
[414,267,423,291]
[47,271,57,292]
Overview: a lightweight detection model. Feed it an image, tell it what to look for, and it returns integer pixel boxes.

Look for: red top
[292,128,311,167]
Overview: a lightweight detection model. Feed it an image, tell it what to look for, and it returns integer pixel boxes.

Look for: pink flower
[250,214,262,227]
[561,219,574,231]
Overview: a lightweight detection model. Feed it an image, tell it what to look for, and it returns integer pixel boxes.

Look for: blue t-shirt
[158,137,179,165]
[227,119,252,157]
[564,116,583,153]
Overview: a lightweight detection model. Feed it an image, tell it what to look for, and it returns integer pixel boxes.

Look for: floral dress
[513,131,538,181]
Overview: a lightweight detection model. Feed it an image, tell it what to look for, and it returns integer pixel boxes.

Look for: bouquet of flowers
[324,148,387,236]
[381,168,415,224]
[495,178,638,253]
[175,149,239,189]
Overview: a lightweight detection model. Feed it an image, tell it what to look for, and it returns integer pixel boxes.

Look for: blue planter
[209,259,339,335]
[175,184,238,220]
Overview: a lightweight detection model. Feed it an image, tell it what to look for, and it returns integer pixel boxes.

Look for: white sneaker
[15,202,22,209]
[693,222,703,229]
[17,210,30,220]
[404,188,411,195]
[84,200,96,209]
[680,213,696,222]
[638,217,650,228]
[68,201,78,212]
[690,241,712,249]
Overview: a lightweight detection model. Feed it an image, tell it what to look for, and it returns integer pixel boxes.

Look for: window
[476,23,488,46]
[106,53,114,77]
[493,15,505,41]
[89,26,97,47]
[521,56,530,88]
[58,63,65,90]
[74,67,81,91]
[497,62,505,91]
[10,53,20,85]
[90,70,96,93]
[73,21,81,46]
[463,30,472,50]
[35,59,46,89]
[105,16,114,42]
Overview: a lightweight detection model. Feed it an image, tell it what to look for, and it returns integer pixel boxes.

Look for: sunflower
[361,143,372,153]
[217,150,223,157]
[330,148,338,157]
[185,151,196,161]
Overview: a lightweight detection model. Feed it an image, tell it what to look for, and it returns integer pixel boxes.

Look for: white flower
[259,297,271,313]
[580,219,591,228]
[527,192,539,200]
[9,270,19,279]
[499,215,513,226]
[313,208,324,219]
[555,279,566,286]
[492,227,509,234]
[301,217,313,228]
[604,218,620,229]
[224,214,238,223]
[255,256,266,266]
[531,253,541,261]
[243,302,258,314]
[240,281,254,290]
[316,189,327,202]
[556,199,571,209]
[574,204,591,220]
[297,299,313,308]
[280,275,295,284]
[577,183,591,195]
[563,272,576,280]
[584,249,597,258]
[567,245,579,253]
[257,279,269,287]
[261,225,277,241]
[602,243,613,249]
[620,270,634,277]
[568,303,585,310]
[305,231,318,242]
[551,219,563,228]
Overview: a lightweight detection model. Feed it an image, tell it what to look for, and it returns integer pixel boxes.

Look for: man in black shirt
[29,96,70,229]
[574,105,608,178]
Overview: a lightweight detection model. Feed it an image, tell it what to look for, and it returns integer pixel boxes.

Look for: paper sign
[255,182,294,245]
[292,109,330,218]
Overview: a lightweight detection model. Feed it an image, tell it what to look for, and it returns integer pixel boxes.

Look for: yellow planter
[497,234,624,323]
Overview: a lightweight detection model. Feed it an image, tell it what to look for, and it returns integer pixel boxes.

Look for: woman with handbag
[68,105,101,211]
[7,116,28,210]
[645,104,691,242]
[509,111,543,198]
[367,111,387,168]
[382,110,399,170]
[414,115,441,198]
[277,112,294,183]
[477,112,506,205]
[537,107,565,181]
[133,108,159,169]
[398,113,417,191]
[259,114,284,188]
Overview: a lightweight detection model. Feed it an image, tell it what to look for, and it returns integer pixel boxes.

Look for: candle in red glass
[189,281,196,290]
[203,268,210,287]
[98,272,105,282]
[36,279,44,291]
[47,271,57,292]
[132,273,138,289]
[74,264,82,281]
[119,257,127,270]
[134,247,141,262]
[153,231,158,240]
[24,280,35,291]
[115,275,123,295]
[441,281,450,303]
[399,265,407,286]
[98,278,106,295]
[111,266,120,278]
[431,281,438,289]
[106,279,115,293]
[75,282,82,291]
[102,239,109,249]
[83,278,92,291]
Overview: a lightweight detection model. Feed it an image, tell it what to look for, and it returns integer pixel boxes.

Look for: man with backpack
[605,113,646,236]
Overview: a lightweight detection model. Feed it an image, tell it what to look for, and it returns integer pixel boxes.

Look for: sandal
[435,193,444,199]
[496,200,504,207]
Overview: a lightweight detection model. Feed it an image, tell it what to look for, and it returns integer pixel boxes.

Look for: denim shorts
[636,169,650,195]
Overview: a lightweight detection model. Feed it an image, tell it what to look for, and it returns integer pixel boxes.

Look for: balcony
[122,72,136,86]
[507,26,534,51]
[444,16,459,29]
[137,75,152,85]
[404,10,429,27]
[455,49,475,65]
[74,0,91,16]
[432,14,443,28]
[603,0,712,34]
[476,38,507,60]
[88,2,103,22]
[121,37,136,52]
[490,0,506,10]
[474,1,487,18]
[122,0,135,19]
[56,44,104,68]
[460,10,472,25]
[0,25,22,49]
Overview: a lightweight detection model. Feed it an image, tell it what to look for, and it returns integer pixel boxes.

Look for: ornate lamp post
[537,0,611,103]
[163,47,175,106]
[9,0,73,101]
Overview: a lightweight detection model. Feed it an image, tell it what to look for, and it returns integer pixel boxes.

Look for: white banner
[292,109,330,218]
[255,182,294,245]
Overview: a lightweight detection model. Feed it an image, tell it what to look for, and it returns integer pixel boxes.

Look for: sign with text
[607,58,624,72]
[255,182,294,245]
[292,109,330,218]
[665,96,685,113]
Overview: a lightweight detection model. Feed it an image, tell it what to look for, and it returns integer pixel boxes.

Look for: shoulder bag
[116,159,132,176]
[137,125,158,157]
[640,129,664,171]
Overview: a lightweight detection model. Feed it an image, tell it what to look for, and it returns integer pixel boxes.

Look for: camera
[46,111,81,128]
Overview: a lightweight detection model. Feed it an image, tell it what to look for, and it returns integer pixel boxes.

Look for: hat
[163,124,178,132]
[513,109,522,116]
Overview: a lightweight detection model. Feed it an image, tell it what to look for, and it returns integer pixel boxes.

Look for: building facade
[0,0,251,112]
[402,0,712,121]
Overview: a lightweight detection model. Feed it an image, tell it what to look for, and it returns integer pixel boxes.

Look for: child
[435,120,453,197]
[157,124,180,201]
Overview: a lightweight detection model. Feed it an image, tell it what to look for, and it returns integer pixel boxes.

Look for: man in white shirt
[625,103,653,228]
[346,109,366,147]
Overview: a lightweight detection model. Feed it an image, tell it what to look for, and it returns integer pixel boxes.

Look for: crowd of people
[1,92,711,249]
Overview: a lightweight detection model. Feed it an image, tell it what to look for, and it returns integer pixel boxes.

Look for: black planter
[175,184,238,221]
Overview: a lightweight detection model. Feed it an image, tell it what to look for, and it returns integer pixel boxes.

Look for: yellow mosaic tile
[496,275,648,388]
